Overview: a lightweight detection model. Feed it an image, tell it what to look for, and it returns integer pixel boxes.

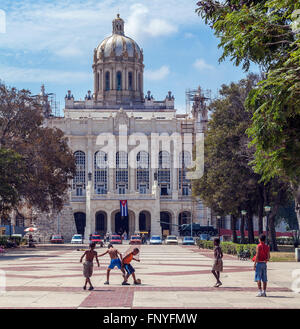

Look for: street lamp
[264,205,271,245]
[241,210,247,243]
[216,216,221,237]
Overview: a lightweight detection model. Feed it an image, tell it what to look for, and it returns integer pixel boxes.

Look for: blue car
[182,236,195,245]
[149,235,162,245]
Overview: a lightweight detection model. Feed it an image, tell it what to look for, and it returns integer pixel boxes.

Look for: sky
[0,0,257,115]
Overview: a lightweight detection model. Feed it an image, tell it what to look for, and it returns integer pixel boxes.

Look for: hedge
[0,235,22,248]
[197,239,257,258]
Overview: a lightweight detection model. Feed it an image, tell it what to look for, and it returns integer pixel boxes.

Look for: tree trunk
[268,214,278,251]
[240,215,245,243]
[258,184,265,235]
[294,186,300,231]
[247,210,255,244]
[231,215,237,243]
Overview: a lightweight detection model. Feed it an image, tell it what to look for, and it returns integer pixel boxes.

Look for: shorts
[212,259,223,272]
[108,258,122,270]
[255,262,268,282]
[83,261,93,278]
[124,263,135,275]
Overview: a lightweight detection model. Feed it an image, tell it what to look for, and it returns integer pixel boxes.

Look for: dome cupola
[93,15,144,106]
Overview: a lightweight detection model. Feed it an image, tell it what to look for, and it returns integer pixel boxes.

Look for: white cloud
[193,59,215,71]
[126,4,177,41]
[144,66,170,81]
[0,66,92,84]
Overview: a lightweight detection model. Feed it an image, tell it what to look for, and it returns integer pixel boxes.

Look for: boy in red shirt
[121,248,140,285]
[254,234,270,297]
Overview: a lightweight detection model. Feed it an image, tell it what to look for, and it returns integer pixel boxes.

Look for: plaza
[0,244,299,309]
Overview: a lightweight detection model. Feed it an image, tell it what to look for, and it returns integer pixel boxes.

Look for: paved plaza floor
[0,244,299,309]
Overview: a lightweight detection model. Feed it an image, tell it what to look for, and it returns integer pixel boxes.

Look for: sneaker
[104,281,109,285]
[122,281,130,286]
[262,291,267,297]
[256,291,263,297]
[88,286,94,291]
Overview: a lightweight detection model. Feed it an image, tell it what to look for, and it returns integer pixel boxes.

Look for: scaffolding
[32,85,61,118]
[179,86,211,232]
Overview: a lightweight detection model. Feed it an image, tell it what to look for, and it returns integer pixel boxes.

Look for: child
[121,248,141,285]
[211,237,223,287]
[80,242,99,290]
[253,234,270,297]
[98,243,125,285]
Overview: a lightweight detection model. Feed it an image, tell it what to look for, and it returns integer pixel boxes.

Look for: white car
[71,234,83,244]
[149,235,162,245]
[165,235,178,245]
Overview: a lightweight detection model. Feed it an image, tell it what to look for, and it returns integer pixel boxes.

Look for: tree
[196,0,300,238]
[0,148,26,216]
[0,83,76,214]
[192,75,290,249]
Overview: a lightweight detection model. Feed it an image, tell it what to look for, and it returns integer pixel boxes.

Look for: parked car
[91,234,104,247]
[50,234,64,244]
[182,236,195,245]
[199,233,211,241]
[71,234,83,244]
[149,235,162,245]
[110,235,122,244]
[165,235,178,245]
[130,235,142,245]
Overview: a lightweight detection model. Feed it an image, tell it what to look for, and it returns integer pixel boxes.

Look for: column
[85,181,92,242]
[107,212,112,234]
[129,167,135,193]
[135,212,139,233]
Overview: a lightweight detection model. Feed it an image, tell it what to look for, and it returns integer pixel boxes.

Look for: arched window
[116,152,128,191]
[94,151,107,194]
[105,71,110,91]
[73,151,86,195]
[137,151,149,192]
[116,71,122,91]
[158,151,170,195]
[179,151,191,194]
[128,72,133,91]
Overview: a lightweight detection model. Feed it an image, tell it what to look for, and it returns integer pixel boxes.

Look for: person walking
[211,237,223,287]
[80,242,99,290]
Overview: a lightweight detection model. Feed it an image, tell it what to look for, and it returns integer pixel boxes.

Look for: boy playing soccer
[254,234,270,297]
[80,242,99,290]
[121,247,141,285]
[98,243,125,284]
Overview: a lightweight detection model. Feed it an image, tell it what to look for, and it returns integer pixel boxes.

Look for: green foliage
[197,239,257,257]
[0,235,21,247]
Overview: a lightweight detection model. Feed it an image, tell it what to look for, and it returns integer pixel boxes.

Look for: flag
[120,200,128,217]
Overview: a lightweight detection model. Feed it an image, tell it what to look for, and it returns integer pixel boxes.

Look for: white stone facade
[44,15,210,241]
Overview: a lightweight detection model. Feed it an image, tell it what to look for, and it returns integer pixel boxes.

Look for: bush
[197,239,257,258]
[0,235,22,248]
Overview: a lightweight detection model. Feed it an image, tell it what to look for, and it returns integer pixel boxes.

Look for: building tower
[93,14,144,105]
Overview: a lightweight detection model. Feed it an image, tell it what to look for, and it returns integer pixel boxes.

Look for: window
[136,151,149,190]
[179,152,191,192]
[158,151,170,192]
[97,72,100,91]
[139,184,147,194]
[94,151,107,194]
[138,73,141,91]
[73,151,86,191]
[105,71,110,91]
[118,185,126,194]
[116,152,128,189]
[116,71,122,91]
[128,72,133,91]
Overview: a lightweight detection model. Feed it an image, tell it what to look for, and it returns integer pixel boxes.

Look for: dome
[95,14,142,61]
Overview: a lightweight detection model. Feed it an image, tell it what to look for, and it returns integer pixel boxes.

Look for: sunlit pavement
[0,243,299,309]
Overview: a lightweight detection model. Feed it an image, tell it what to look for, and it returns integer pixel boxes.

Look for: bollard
[296,248,300,262]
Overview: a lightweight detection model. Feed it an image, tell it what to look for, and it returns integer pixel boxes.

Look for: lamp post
[241,210,247,243]
[264,205,271,246]
[216,216,221,237]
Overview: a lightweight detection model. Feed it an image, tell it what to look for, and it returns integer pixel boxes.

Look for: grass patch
[269,251,296,262]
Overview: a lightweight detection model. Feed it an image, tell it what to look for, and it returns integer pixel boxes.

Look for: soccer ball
[136,278,141,284]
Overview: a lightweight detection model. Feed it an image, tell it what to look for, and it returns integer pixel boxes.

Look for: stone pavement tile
[29,291,88,308]
[0,290,47,308]
[133,291,185,308]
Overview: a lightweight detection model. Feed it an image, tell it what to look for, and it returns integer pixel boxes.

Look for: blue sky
[0,0,257,114]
